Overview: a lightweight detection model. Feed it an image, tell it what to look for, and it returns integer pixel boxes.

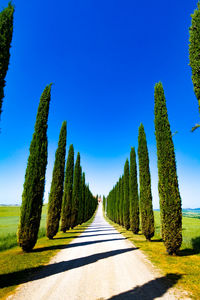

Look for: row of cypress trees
[46,138,97,239]
[106,124,154,242]
[18,84,97,251]
[0,1,97,253]
[106,82,182,255]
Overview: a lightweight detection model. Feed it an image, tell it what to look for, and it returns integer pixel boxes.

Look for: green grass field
[0,205,47,251]
[106,211,200,299]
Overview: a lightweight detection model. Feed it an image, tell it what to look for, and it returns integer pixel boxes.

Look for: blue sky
[0,0,199,208]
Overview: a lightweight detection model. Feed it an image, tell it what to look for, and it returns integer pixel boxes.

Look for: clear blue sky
[0,0,199,208]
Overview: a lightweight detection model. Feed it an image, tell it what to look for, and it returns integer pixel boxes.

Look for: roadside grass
[0,205,47,251]
[105,211,200,299]
[0,213,95,300]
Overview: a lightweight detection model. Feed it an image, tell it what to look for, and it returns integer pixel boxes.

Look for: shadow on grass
[0,248,136,289]
[178,236,200,256]
[151,239,163,243]
[108,273,182,299]
[32,238,126,253]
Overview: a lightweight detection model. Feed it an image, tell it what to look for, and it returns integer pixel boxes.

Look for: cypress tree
[115,182,120,224]
[138,124,154,241]
[18,84,52,251]
[81,172,86,222]
[103,195,106,212]
[61,144,74,232]
[123,159,130,229]
[129,147,139,234]
[84,184,89,222]
[77,166,83,225]
[113,186,116,222]
[84,183,95,222]
[112,188,115,221]
[71,152,81,228]
[0,2,14,118]
[154,82,182,254]
[189,2,200,113]
[46,121,67,239]
[119,176,124,225]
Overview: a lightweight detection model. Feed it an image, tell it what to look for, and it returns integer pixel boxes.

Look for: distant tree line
[106,123,155,242]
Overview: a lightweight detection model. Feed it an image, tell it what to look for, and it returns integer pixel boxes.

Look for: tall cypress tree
[115,182,120,224]
[119,176,124,225]
[138,124,154,241]
[81,172,86,222]
[154,82,182,254]
[84,184,89,222]
[77,166,83,225]
[46,121,67,239]
[71,152,81,228]
[123,159,130,229]
[18,84,52,251]
[61,144,74,232]
[112,189,115,222]
[129,147,139,234]
[0,2,14,118]
[189,2,200,114]
[103,195,106,212]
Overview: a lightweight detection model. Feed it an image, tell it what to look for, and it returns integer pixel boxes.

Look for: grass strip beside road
[105,211,200,299]
[0,215,95,300]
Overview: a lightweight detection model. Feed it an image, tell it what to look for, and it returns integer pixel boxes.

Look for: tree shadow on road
[0,248,137,289]
[86,226,115,231]
[31,238,127,253]
[84,229,115,233]
[54,233,120,240]
[107,273,182,300]
[87,226,112,229]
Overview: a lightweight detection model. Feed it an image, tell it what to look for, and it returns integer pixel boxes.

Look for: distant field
[182,209,200,219]
[0,205,47,251]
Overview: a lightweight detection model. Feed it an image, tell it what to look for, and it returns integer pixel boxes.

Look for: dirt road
[9,204,188,300]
